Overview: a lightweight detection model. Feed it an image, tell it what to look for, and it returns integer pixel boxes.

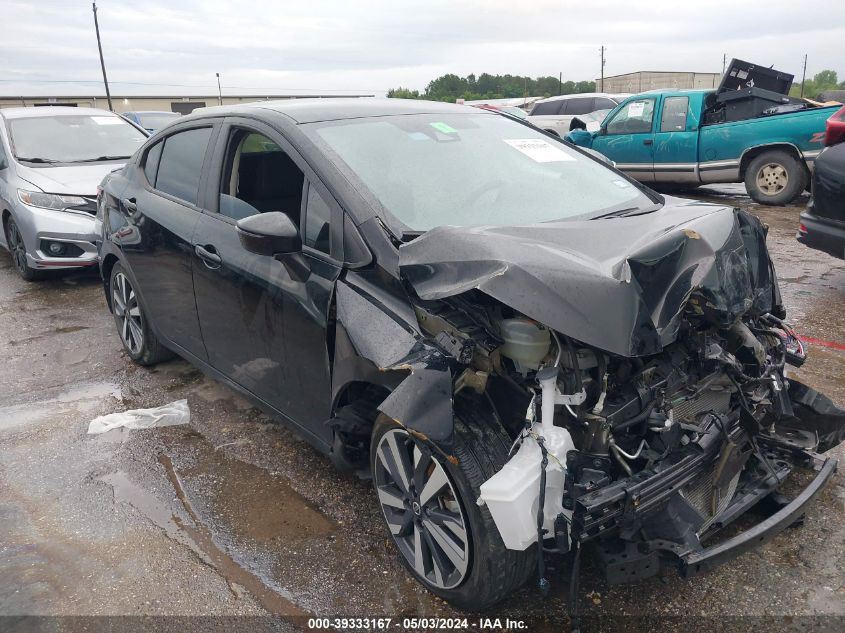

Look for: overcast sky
[1,0,843,97]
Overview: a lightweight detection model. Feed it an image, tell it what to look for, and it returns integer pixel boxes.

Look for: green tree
[789,70,839,99]
[388,73,598,102]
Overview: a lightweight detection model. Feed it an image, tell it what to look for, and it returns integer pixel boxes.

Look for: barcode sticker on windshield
[504,139,574,163]
[91,117,124,125]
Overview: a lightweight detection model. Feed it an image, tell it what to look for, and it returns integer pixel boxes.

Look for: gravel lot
[1,185,843,633]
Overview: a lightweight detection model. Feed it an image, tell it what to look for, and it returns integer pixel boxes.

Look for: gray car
[0,106,147,280]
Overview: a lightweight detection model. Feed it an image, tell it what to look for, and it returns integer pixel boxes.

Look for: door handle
[643,139,654,146]
[195,244,222,269]
[121,197,137,213]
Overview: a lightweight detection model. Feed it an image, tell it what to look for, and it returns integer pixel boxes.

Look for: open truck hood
[398,198,782,357]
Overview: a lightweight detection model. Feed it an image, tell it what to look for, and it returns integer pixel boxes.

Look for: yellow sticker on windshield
[430,122,457,134]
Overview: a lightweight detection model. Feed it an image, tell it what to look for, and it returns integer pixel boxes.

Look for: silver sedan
[0,106,147,280]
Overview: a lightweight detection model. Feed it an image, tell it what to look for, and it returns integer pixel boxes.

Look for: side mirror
[236,211,301,256]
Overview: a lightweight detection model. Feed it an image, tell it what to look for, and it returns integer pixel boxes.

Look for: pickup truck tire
[745,150,807,205]
[371,398,534,610]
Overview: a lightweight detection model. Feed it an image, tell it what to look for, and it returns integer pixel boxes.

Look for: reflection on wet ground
[0,186,843,630]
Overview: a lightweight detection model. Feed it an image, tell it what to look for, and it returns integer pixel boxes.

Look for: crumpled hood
[17,163,125,197]
[398,199,782,357]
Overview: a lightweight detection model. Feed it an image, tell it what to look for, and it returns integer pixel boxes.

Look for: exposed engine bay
[412,289,837,584]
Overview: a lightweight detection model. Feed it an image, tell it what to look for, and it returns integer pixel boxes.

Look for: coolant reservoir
[478,425,574,551]
[499,318,551,370]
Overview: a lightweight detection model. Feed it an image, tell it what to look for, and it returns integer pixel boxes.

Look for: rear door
[191,117,342,442]
[592,97,657,182]
[120,121,220,360]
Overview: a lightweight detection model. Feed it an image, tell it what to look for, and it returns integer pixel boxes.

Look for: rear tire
[109,262,173,366]
[371,396,534,610]
[744,150,807,205]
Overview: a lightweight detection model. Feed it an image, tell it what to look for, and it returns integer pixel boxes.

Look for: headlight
[18,189,87,211]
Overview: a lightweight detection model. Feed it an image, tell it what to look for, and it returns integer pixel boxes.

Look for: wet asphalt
[1,185,843,633]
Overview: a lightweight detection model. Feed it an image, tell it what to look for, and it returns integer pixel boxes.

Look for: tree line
[788,70,844,99]
[388,73,596,102]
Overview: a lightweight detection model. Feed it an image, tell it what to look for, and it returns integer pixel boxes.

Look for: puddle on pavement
[101,448,321,619]
[0,382,122,430]
[176,442,335,544]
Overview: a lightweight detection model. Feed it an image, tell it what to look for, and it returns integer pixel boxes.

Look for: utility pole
[559,71,562,96]
[722,53,727,75]
[800,54,808,98]
[600,46,606,92]
[92,3,113,111]
[216,72,223,105]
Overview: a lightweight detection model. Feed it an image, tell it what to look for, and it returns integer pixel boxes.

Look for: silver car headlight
[18,189,87,211]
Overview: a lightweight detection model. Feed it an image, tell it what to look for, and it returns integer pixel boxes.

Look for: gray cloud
[1,0,842,96]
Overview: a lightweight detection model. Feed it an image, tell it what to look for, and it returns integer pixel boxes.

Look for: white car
[527,93,629,137]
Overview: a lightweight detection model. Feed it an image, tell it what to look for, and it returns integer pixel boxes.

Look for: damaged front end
[381,202,845,586]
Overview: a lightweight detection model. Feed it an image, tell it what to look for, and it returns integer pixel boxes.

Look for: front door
[191,119,341,443]
[592,97,656,182]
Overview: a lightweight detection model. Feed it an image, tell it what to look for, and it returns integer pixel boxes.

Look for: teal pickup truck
[566,88,838,205]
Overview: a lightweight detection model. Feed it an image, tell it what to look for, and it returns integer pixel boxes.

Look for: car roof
[123,110,178,115]
[533,93,630,104]
[0,106,124,120]
[637,89,713,96]
[184,97,494,124]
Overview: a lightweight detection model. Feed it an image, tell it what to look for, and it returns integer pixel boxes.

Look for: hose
[613,400,658,432]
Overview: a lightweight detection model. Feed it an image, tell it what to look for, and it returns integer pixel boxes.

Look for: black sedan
[97,98,844,612]
[798,106,845,259]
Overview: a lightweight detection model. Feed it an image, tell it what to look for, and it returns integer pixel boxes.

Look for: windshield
[136,112,180,130]
[305,112,655,232]
[9,114,147,163]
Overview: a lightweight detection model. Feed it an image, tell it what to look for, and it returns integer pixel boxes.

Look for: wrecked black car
[97,98,845,612]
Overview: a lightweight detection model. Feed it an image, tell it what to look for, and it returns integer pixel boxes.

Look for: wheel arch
[100,253,120,312]
[739,143,805,179]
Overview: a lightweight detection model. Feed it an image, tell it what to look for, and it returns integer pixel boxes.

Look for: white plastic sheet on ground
[87,399,190,434]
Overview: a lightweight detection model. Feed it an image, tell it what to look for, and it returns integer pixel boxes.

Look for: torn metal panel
[334,279,456,443]
[787,380,845,453]
[398,202,782,357]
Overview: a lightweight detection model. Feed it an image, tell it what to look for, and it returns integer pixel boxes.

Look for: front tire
[109,262,172,365]
[371,398,534,610]
[744,150,807,205]
[5,216,45,281]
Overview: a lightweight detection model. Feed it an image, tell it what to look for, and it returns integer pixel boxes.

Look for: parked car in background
[798,104,845,258]
[471,104,528,119]
[121,111,180,134]
[0,106,147,280]
[97,98,843,611]
[526,93,628,137]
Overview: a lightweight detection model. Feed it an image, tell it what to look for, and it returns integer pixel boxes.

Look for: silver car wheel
[112,271,144,355]
[374,428,470,590]
[6,219,29,275]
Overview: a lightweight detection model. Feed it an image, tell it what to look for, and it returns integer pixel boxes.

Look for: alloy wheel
[6,219,29,275]
[374,428,470,590]
[756,162,788,195]
[112,272,144,355]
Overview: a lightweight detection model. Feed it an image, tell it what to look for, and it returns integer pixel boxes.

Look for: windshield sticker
[429,122,457,134]
[91,116,124,125]
[628,102,645,117]
[504,139,575,163]
[612,179,631,188]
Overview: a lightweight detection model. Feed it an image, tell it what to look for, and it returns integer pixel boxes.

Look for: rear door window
[530,100,563,116]
[660,96,689,132]
[593,97,618,110]
[155,127,213,205]
[565,98,596,116]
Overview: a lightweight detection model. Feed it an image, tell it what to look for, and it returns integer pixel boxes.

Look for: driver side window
[606,99,655,135]
[218,129,304,223]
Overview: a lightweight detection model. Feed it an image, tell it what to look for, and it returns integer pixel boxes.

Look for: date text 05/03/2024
[307,617,528,630]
